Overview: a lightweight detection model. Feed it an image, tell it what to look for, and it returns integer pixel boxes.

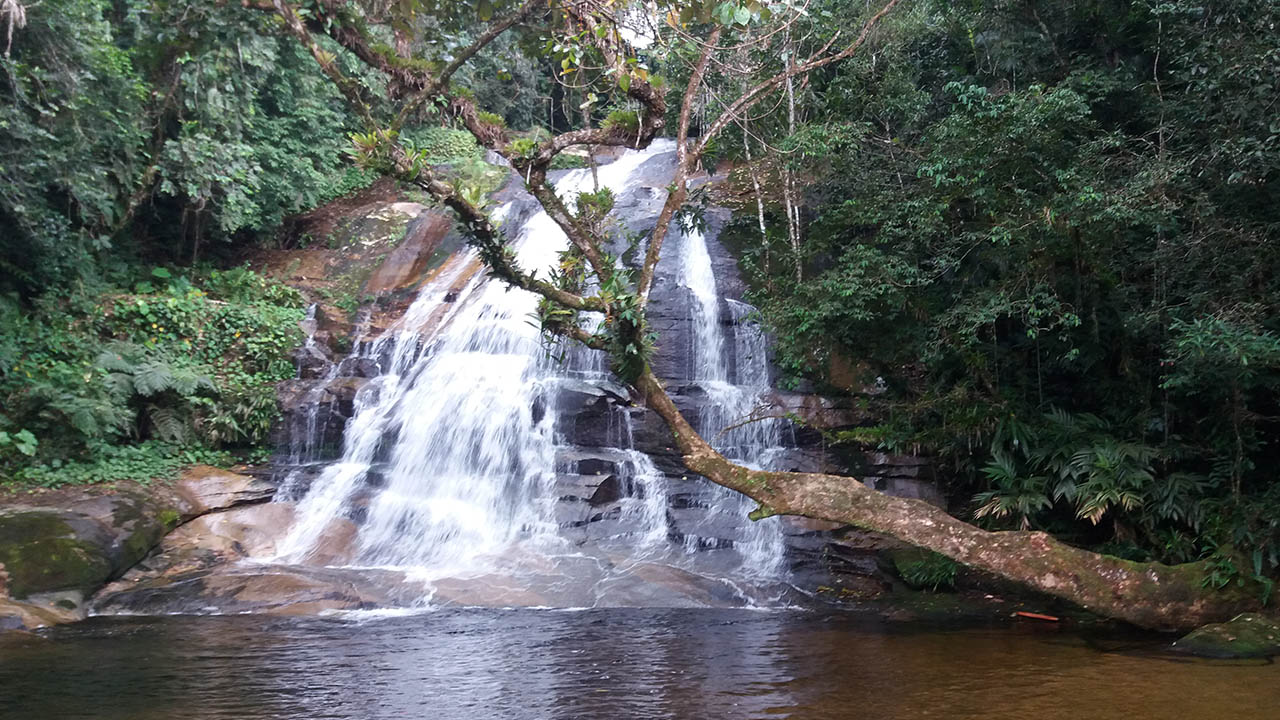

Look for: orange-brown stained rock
[363,210,452,294]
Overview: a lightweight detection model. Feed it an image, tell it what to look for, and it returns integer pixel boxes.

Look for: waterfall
[274,140,793,605]
[674,228,790,578]
[277,146,670,567]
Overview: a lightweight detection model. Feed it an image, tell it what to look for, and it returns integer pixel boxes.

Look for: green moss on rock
[1173,613,1280,659]
[158,509,181,529]
[0,513,113,599]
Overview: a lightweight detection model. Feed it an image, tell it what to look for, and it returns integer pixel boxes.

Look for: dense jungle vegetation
[710,0,1279,589]
[0,0,1276,595]
[0,0,517,485]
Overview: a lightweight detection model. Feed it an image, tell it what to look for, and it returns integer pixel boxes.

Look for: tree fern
[147,405,190,444]
[132,361,177,397]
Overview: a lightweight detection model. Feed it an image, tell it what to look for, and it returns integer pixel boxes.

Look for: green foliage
[401,126,484,164]
[550,153,590,170]
[475,110,507,128]
[732,0,1280,581]
[16,442,233,489]
[601,109,640,135]
[598,268,654,384]
[0,430,39,460]
[0,267,303,486]
[574,187,616,223]
[0,1,374,296]
[895,550,959,592]
[504,137,538,158]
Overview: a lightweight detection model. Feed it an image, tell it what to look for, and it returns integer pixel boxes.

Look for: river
[2,609,1276,719]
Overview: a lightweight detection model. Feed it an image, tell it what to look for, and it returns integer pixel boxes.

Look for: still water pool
[1,609,1276,719]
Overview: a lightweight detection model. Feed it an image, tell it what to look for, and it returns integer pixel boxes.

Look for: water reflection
[1,610,1276,720]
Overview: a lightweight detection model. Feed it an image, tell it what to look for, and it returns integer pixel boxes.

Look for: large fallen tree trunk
[636,371,1260,631]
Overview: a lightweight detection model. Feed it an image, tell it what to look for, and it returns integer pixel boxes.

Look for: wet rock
[666,507,750,550]
[1173,613,1280,658]
[294,344,334,380]
[624,407,682,464]
[338,355,381,378]
[572,455,619,476]
[762,391,872,431]
[0,597,78,631]
[275,377,369,463]
[852,453,944,507]
[554,471,617,502]
[586,475,625,507]
[93,564,415,617]
[363,210,452,294]
[160,503,296,565]
[174,465,276,518]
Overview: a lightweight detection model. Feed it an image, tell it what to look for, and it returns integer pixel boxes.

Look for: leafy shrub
[504,137,538,158]
[0,266,303,486]
[895,550,959,591]
[550,153,590,170]
[16,441,233,488]
[475,110,506,128]
[602,109,640,134]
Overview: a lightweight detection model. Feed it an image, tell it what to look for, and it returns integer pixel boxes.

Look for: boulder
[0,486,181,600]
[174,465,277,518]
[0,511,116,600]
[0,487,179,629]
[0,468,276,629]
[363,210,453,294]
[1172,613,1280,658]
[0,597,78,631]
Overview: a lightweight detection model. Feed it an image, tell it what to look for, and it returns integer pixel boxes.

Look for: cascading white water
[275,254,479,560]
[274,140,797,606]
[277,144,676,575]
[675,228,790,579]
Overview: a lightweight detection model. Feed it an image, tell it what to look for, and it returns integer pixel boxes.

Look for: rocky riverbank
[0,466,272,629]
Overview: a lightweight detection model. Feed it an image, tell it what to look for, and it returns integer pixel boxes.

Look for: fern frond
[147,405,189,443]
[133,361,176,396]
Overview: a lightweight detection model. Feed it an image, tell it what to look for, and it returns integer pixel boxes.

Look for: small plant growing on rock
[896,550,959,591]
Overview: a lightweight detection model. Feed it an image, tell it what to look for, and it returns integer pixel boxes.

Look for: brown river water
[1,609,1276,719]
